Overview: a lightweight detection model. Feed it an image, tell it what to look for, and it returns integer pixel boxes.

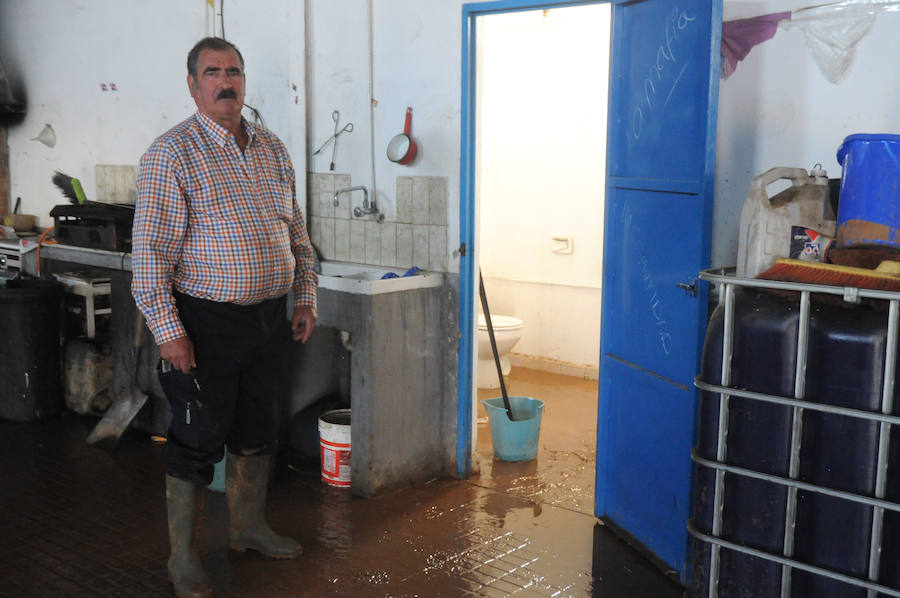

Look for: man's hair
[187,37,245,78]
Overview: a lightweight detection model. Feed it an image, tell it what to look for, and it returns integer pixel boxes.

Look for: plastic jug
[736,166,836,278]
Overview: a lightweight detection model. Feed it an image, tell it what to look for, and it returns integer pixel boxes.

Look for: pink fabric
[722,11,791,78]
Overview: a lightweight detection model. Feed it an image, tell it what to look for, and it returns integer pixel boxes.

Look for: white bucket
[318,409,351,488]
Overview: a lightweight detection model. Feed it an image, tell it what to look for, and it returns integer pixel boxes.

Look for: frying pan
[387,107,417,165]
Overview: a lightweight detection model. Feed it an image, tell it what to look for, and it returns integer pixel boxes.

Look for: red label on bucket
[320,438,351,487]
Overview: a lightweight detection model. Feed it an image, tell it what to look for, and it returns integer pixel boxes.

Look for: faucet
[333,185,384,222]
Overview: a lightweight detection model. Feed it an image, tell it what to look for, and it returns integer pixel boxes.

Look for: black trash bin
[0,277,63,421]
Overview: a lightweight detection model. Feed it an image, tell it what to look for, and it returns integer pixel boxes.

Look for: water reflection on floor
[476,367,599,516]
[0,367,683,597]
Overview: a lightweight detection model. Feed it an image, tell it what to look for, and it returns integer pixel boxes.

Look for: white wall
[712,1,900,267]
[306,0,463,273]
[307,0,900,275]
[0,0,305,227]
[481,275,604,370]
[478,7,608,287]
[478,6,610,370]
[4,0,898,293]
[305,0,372,188]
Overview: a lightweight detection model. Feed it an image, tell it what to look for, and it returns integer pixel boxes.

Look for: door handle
[676,279,697,297]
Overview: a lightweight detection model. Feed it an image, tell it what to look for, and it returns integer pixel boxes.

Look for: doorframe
[456,0,608,478]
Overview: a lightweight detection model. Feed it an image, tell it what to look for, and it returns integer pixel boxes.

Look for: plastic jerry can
[736,166,836,278]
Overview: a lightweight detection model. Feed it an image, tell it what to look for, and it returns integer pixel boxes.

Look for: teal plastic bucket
[208,454,226,493]
[836,133,900,248]
[482,396,544,461]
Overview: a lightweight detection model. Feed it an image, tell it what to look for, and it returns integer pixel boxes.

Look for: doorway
[472,4,611,514]
[460,0,722,581]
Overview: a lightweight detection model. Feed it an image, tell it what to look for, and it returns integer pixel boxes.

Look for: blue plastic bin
[482,396,544,462]
[835,133,900,248]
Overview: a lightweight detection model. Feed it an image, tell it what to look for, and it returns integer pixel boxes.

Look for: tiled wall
[307,173,449,272]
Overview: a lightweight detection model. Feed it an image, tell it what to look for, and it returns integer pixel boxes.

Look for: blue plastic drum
[835,133,900,248]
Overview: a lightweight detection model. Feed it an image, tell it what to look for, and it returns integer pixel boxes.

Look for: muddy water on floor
[203,464,679,597]
[0,370,682,598]
[476,367,599,515]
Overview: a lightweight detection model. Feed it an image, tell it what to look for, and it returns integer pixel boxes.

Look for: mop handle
[479,269,515,421]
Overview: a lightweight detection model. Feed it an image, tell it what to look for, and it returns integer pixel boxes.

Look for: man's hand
[292,306,317,343]
[159,337,196,374]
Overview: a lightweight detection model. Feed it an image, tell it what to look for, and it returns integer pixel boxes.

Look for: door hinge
[454,242,466,258]
[676,279,698,297]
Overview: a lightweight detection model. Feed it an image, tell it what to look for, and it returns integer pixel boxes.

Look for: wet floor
[475,367,599,516]
[0,367,683,597]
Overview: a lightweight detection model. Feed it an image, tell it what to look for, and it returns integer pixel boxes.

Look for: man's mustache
[217,89,238,100]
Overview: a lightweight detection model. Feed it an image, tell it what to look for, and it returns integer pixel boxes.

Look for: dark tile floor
[0,367,683,597]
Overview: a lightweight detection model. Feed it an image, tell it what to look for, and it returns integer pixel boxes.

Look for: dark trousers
[158,292,292,485]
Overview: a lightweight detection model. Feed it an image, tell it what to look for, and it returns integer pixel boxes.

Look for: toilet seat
[478,313,523,330]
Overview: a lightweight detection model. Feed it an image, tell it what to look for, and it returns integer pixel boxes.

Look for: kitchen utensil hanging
[313,110,353,171]
[387,107,417,165]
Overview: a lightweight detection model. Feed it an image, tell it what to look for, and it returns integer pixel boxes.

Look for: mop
[479,269,517,421]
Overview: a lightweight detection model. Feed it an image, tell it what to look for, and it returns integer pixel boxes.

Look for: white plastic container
[736,166,836,278]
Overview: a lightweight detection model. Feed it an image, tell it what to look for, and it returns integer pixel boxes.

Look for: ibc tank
[692,287,897,597]
[0,278,63,421]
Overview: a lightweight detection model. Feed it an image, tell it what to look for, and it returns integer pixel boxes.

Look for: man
[132,37,317,598]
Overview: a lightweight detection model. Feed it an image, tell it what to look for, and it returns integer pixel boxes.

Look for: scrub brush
[757,258,900,292]
[51,171,88,204]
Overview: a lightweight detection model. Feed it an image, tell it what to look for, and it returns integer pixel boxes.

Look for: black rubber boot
[226,454,302,559]
[165,475,213,598]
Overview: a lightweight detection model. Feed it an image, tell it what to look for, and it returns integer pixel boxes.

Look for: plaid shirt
[132,111,317,345]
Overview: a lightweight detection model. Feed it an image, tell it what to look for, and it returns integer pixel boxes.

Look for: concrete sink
[306,260,450,497]
[318,260,442,295]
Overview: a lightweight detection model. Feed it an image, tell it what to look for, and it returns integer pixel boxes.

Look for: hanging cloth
[783,0,900,83]
[722,11,791,78]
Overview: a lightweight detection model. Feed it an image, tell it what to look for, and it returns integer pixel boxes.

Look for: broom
[757,258,900,292]
[51,171,88,204]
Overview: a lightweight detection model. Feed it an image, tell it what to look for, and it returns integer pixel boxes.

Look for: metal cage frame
[690,268,900,598]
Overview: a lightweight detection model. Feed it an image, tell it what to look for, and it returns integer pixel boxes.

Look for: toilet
[477,313,524,389]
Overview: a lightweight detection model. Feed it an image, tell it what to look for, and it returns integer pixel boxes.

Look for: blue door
[595,0,721,583]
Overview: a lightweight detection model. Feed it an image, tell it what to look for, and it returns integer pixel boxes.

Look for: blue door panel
[598,357,696,572]
[598,0,721,586]
[602,188,707,385]
[609,0,715,181]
